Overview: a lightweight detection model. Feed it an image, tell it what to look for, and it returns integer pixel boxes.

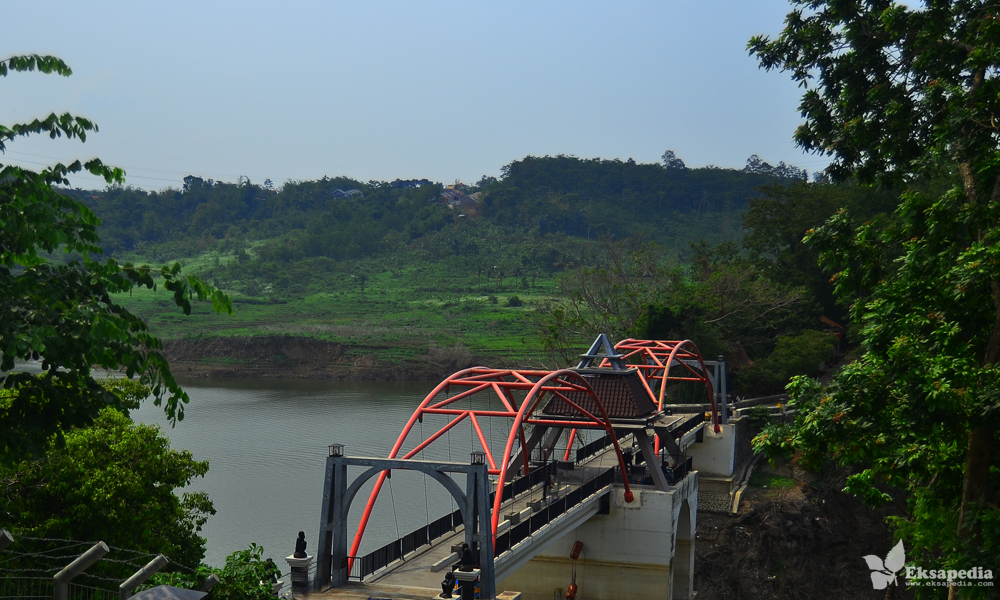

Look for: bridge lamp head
[470,451,487,466]
[328,443,345,458]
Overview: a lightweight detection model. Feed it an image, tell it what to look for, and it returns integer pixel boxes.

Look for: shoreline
[163,334,492,381]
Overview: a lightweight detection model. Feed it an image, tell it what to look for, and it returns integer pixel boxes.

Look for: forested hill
[478,155,798,244]
[67,154,802,261]
[56,153,841,382]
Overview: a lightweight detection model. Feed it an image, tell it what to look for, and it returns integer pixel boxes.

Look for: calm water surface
[132,377,510,568]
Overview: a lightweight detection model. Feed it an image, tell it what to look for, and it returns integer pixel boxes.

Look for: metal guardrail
[275,560,319,597]
[575,430,630,464]
[666,394,789,414]
[67,583,116,600]
[350,507,462,581]
[0,579,116,600]
[668,456,694,485]
[499,462,553,503]
[0,577,53,600]
[625,454,693,486]
[350,462,560,582]
[350,430,640,583]
[494,468,615,556]
[670,413,707,439]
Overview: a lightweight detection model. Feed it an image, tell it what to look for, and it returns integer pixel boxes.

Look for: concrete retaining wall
[498,478,698,600]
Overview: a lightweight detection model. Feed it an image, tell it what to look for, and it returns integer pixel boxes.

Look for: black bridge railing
[627,455,694,486]
[670,412,707,439]
[350,462,557,581]
[499,461,553,503]
[673,456,694,483]
[574,430,631,464]
[350,507,463,581]
[494,468,615,556]
[350,434,638,581]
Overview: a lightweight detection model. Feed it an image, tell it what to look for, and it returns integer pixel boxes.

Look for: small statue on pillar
[440,571,456,598]
[459,543,475,572]
[293,531,308,558]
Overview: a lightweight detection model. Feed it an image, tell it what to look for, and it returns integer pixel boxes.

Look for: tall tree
[538,237,680,362]
[0,55,231,460]
[750,2,1000,596]
[661,149,688,171]
[741,181,902,322]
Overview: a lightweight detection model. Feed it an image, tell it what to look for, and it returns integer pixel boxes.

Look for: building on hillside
[330,188,363,199]
[457,195,480,215]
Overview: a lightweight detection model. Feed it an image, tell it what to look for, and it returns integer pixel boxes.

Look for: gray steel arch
[315,455,494,599]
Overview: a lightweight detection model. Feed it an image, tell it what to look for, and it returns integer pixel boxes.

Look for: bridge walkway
[360,443,634,589]
[334,413,704,595]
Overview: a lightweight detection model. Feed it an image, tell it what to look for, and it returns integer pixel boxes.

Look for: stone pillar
[454,569,480,600]
[285,554,313,596]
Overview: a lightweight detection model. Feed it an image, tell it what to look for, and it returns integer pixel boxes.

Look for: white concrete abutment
[498,472,698,600]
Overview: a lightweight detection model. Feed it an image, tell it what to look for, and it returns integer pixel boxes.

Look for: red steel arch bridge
[314,334,726,599]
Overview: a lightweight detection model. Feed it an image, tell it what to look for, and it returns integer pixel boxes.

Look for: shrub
[148,544,279,600]
[505,295,524,307]
[748,404,772,429]
[427,343,475,370]
[765,330,838,379]
[210,544,281,600]
[736,330,839,395]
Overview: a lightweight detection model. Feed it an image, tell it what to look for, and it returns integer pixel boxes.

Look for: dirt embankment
[161,335,482,381]
[695,460,913,600]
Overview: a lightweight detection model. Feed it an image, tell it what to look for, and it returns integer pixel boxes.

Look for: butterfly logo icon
[863,540,905,589]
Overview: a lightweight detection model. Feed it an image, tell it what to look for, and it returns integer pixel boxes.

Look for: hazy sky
[2,1,825,190]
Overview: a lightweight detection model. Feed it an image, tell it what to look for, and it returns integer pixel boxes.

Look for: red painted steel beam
[610,339,721,452]
[348,366,635,567]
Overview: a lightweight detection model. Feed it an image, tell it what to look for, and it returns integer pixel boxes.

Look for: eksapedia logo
[863,540,905,589]
[864,541,995,589]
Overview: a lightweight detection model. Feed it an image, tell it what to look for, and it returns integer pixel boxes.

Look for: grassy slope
[117,245,567,369]
[116,208,755,372]
[99,160,764,371]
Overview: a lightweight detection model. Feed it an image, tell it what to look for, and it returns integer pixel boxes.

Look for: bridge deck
[365,446,627,589]
[308,583,523,599]
[334,417,702,594]
[368,471,585,588]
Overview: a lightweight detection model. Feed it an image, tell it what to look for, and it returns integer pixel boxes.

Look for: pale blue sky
[1,1,824,190]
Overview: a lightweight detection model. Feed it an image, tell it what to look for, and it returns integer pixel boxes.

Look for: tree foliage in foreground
[750,2,1000,596]
[741,181,904,323]
[0,401,214,568]
[150,544,280,600]
[0,55,231,460]
[2,378,280,598]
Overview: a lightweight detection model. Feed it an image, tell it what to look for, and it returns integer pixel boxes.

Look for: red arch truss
[349,367,633,559]
[606,339,721,435]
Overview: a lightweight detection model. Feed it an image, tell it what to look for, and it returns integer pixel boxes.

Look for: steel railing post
[119,554,168,599]
[195,574,220,592]
[54,542,109,600]
[317,453,336,590]
[717,356,728,424]
[0,529,13,551]
[475,463,495,600]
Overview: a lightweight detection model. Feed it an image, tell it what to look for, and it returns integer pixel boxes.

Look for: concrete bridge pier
[497,473,698,600]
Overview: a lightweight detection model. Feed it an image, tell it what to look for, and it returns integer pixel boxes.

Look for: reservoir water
[132,376,521,569]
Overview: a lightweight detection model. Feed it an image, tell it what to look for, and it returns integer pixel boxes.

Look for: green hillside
[63,154,820,378]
